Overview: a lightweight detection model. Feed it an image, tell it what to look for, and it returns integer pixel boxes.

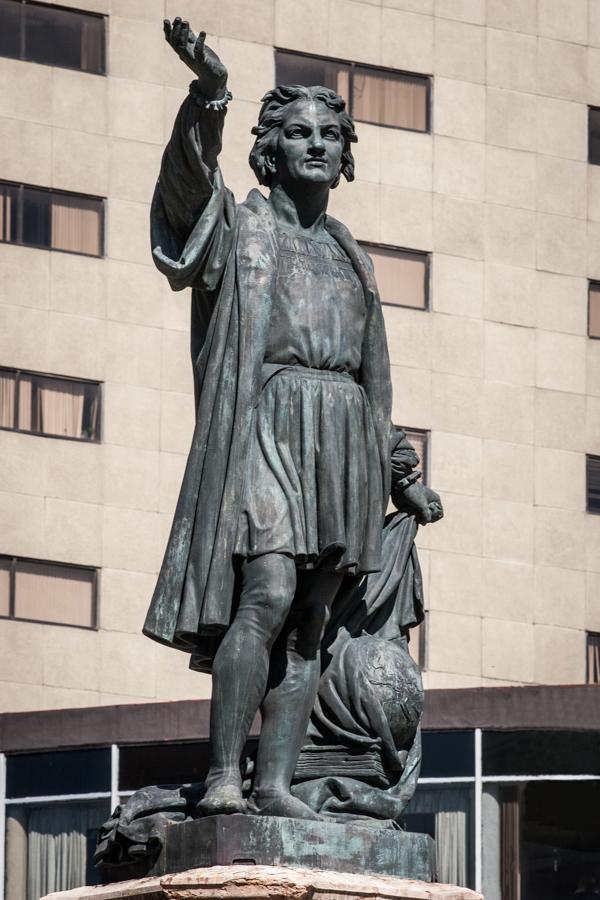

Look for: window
[587,455,600,514]
[590,106,600,165]
[0,180,104,256]
[361,243,429,309]
[404,427,429,485]
[0,555,98,628]
[0,0,105,74]
[0,368,101,441]
[275,49,430,132]
[589,281,600,338]
[409,609,428,670]
[587,632,600,684]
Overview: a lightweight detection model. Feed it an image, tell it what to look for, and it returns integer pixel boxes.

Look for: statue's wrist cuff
[395,471,422,492]
[189,81,232,110]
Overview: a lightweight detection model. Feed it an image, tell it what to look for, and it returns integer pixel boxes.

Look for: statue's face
[274,98,344,189]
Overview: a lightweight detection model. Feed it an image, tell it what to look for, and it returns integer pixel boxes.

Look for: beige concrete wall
[0,0,599,710]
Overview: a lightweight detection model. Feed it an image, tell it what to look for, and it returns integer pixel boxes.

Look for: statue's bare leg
[198,553,296,816]
[249,568,344,819]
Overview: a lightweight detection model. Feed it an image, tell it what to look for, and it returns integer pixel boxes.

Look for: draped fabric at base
[405,786,471,887]
[0,370,15,427]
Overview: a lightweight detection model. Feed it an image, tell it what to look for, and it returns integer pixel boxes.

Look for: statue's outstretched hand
[164,18,228,98]
[401,483,444,526]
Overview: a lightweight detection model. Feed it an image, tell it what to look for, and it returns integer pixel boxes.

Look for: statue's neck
[268,183,329,237]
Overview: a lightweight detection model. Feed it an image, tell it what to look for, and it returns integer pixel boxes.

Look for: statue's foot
[197,783,246,816]
[248,790,324,821]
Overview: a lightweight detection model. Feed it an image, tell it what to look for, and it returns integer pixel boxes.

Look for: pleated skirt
[234,366,383,574]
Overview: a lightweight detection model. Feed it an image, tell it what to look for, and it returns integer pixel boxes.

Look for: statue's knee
[239,554,296,635]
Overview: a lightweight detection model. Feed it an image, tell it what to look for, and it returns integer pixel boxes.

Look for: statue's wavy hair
[249,84,357,189]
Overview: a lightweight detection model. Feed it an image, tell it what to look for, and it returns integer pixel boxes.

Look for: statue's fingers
[194,30,206,61]
[163,19,172,41]
[179,21,190,49]
[171,17,183,48]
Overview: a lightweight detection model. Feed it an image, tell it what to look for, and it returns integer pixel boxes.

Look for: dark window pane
[0,0,21,59]
[483,730,600,776]
[353,67,428,131]
[409,609,427,669]
[590,107,600,164]
[24,2,105,73]
[363,244,428,308]
[14,559,95,627]
[22,185,51,247]
[82,382,101,440]
[588,632,600,684]
[275,50,350,100]
[51,192,103,256]
[421,731,475,778]
[0,182,19,242]
[587,455,600,514]
[119,742,213,791]
[522,782,600,900]
[6,748,111,798]
[590,282,600,337]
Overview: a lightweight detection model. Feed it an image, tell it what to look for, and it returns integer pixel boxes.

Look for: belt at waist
[261,362,357,390]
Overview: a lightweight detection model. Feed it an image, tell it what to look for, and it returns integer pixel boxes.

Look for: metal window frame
[274,47,432,134]
[588,280,600,339]
[0,365,103,442]
[359,241,431,311]
[589,105,600,165]
[0,553,99,631]
[586,453,600,515]
[0,0,107,75]
[586,631,600,684]
[0,178,105,258]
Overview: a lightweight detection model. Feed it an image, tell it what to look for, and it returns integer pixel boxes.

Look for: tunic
[234,230,383,574]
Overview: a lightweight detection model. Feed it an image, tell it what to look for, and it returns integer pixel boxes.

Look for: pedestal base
[163,814,435,881]
[43,864,483,900]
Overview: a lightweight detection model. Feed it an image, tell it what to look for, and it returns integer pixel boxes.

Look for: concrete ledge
[42,865,483,900]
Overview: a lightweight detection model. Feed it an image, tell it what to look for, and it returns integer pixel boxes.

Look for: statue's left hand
[164,18,228,98]
[402,483,444,526]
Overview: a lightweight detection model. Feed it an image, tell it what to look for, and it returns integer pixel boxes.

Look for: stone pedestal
[97,815,436,883]
[42,864,483,900]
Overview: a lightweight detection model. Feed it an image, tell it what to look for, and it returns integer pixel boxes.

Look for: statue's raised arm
[151,18,235,295]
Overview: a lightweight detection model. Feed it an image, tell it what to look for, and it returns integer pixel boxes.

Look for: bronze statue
[142,18,443,824]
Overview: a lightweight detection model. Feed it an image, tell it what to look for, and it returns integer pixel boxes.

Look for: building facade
[1,0,600,898]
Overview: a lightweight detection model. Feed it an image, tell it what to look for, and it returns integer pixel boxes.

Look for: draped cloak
[142,93,392,673]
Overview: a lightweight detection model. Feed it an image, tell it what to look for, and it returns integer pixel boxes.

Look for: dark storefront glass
[483,730,600,777]
[420,730,475,778]
[6,748,111,798]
